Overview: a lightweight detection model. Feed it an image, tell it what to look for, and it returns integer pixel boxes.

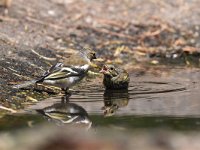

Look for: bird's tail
[35,109,46,116]
[12,80,37,89]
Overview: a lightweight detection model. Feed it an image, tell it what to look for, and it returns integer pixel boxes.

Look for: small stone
[151,60,159,65]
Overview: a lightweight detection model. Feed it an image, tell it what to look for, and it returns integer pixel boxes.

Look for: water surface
[2,68,200,131]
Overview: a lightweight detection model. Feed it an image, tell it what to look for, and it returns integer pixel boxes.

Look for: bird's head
[102,104,118,117]
[100,65,118,77]
[87,51,97,62]
[79,46,97,63]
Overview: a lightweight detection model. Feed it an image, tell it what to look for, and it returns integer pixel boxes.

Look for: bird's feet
[62,88,72,102]
[61,94,71,103]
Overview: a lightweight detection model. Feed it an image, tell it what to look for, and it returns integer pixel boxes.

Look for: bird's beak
[92,55,97,60]
[100,65,108,74]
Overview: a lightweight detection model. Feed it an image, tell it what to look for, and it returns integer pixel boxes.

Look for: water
[1,68,200,131]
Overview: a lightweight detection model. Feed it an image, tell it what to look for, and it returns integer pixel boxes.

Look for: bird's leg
[62,88,71,95]
[61,88,71,103]
[61,88,68,93]
[61,95,70,103]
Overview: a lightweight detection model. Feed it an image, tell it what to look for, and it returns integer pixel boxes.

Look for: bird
[36,100,92,130]
[13,47,97,93]
[102,89,129,117]
[100,64,130,90]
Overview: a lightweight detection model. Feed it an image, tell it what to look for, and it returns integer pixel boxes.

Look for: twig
[31,49,56,61]
[12,72,32,80]
[0,105,16,113]
[2,66,31,80]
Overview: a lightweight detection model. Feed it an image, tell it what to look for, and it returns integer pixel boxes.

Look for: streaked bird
[100,64,130,90]
[102,89,129,117]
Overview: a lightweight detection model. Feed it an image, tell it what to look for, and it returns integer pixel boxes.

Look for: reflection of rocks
[102,90,129,117]
[36,99,92,130]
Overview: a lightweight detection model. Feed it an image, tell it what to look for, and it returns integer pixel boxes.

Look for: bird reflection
[102,89,129,117]
[36,96,92,130]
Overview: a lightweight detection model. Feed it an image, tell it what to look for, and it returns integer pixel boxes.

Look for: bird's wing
[44,67,81,80]
[45,111,72,120]
[112,71,129,83]
[70,66,85,74]
[38,109,83,121]
[43,63,64,77]
[48,63,64,73]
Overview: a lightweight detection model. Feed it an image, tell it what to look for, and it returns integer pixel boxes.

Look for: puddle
[2,113,200,132]
[1,68,200,132]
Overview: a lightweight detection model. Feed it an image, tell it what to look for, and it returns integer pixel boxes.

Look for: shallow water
[2,68,200,131]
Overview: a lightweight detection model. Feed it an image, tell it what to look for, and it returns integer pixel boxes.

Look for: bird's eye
[91,53,96,57]
[110,67,114,70]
